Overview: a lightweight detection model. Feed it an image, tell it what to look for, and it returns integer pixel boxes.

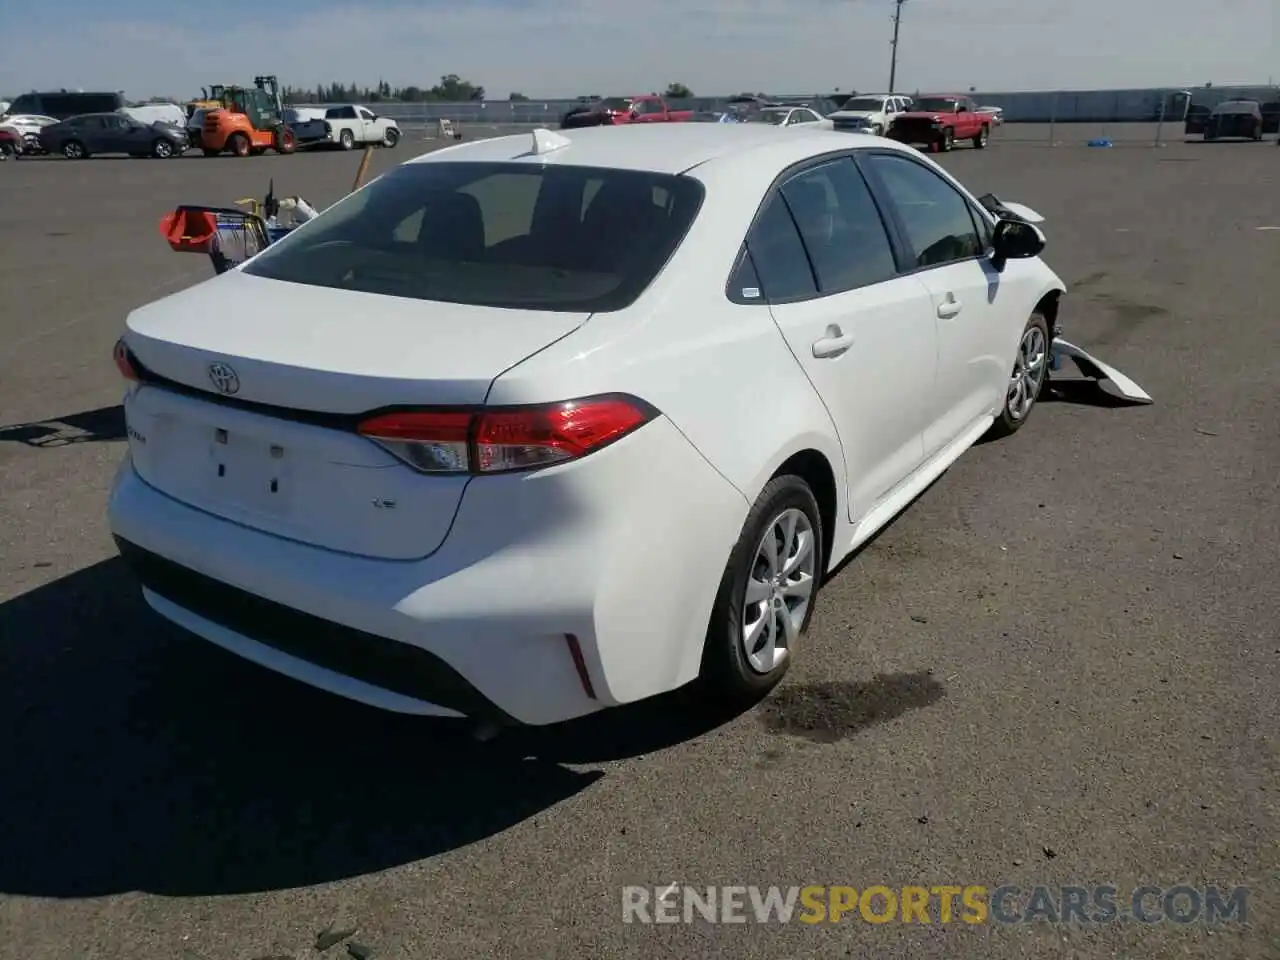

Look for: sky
[2,0,1276,100]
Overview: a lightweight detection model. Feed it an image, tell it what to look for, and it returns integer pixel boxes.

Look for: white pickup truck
[290,104,401,149]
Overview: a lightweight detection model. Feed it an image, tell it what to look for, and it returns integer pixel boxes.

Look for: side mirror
[990,219,1045,270]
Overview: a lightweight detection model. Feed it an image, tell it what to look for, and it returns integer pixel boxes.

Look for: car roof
[407,123,917,176]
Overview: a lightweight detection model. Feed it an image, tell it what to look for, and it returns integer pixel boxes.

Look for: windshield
[759,110,789,125]
[840,98,886,111]
[242,161,705,313]
[913,98,958,112]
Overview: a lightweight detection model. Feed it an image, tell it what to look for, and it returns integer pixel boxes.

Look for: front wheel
[62,140,87,159]
[870,123,884,136]
[383,127,400,148]
[939,128,955,152]
[985,312,1051,440]
[973,125,989,149]
[700,475,824,703]
[274,128,296,154]
[152,138,174,159]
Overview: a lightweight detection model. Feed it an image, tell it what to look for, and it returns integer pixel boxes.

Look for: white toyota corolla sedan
[108,123,1065,727]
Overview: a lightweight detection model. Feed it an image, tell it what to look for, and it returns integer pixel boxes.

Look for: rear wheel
[62,140,86,159]
[227,133,250,157]
[701,475,824,703]
[985,312,1051,440]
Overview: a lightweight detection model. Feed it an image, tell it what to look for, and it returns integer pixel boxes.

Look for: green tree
[665,82,693,99]
[430,74,485,101]
[509,91,529,101]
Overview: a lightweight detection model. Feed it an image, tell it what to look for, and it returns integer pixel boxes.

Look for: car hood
[829,109,880,119]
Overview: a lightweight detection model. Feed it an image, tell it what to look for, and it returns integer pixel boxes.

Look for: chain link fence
[322,88,1279,148]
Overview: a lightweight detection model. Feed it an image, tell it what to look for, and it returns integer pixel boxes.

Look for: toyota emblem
[207,362,240,395]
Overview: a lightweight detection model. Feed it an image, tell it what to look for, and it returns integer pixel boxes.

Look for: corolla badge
[207,362,240,395]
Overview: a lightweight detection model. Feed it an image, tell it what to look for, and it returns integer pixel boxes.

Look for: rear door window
[243,161,704,313]
[741,192,818,302]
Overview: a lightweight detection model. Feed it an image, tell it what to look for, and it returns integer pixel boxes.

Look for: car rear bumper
[107,415,749,726]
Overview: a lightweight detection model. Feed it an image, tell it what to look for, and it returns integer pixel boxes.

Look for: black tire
[152,138,174,159]
[339,128,355,150]
[274,127,296,154]
[227,133,250,157]
[23,133,41,154]
[62,140,87,160]
[870,123,884,136]
[202,148,220,157]
[383,127,400,148]
[940,128,955,151]
[985,312,1051,440]
[700,475,825,703]
[973,124,989,149]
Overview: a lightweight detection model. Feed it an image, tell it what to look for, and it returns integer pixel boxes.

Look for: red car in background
[560,95,694,128]
[0,127,22,159]
[888,93,992,152]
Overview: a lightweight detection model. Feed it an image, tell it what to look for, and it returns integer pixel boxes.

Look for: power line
[888,0,908,93]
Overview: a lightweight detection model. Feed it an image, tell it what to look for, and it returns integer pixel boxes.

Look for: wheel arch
[770,448,839,576]
[1033,285,1065,340]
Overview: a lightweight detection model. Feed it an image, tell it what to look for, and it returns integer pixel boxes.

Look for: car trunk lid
[122,271,589,560]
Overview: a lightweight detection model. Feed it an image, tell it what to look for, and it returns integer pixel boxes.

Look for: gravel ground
[1,128,1277,960]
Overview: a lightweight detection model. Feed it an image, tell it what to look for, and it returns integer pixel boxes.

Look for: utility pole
[888,0,907,93]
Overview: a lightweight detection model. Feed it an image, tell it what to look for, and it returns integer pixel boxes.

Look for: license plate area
[207,426,293,515]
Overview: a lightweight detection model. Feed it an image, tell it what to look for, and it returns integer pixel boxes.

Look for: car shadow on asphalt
[0,556,743,899]
[0,405,125,448]
[1040,378,1141,408]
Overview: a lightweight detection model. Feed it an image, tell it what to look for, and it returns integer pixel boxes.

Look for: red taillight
[113,338,140,382]
[356,395,655,475]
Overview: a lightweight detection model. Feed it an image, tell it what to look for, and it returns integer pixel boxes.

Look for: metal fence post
[1048,92,1057,146]
[1154,91,1166,147]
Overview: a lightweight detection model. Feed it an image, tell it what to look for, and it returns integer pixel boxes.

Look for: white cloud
[3,0,1276,99]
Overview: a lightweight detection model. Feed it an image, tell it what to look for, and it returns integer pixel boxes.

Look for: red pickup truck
[887,94,991,152]
[560,95,694,128]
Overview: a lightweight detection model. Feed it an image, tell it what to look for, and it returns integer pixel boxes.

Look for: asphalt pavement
[1,126,1278,960]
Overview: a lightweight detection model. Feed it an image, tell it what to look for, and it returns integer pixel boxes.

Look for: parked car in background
[290,104,401,149]
[827,94,913,135]
[1186,99,1264,141]
[108,123,1065,727]
[39,113,189,159]
[0,127,21,159]
[976,105,1004,126]
[689,111,743,123]
[0,114,59,154]
[121,102,187,129]
[560,95,693,128]
[753,105,827,128]
[889,94,991,151]
[5,90,126,120]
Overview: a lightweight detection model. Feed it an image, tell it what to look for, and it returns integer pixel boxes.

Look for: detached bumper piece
[113,536,514,723]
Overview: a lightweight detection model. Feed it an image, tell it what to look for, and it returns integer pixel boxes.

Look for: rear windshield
[242,160,705,312]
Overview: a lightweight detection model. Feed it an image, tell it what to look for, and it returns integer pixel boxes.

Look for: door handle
[936,294,963,319]
[811,325,855,358]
